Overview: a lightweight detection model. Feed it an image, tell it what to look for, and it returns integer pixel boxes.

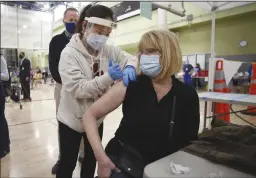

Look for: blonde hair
[137,29,182,81]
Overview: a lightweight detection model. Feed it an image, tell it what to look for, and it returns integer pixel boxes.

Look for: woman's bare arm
[82,81,126,161]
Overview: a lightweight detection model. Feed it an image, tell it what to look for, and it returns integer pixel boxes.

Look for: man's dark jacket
[49,31,69,84]
[19,58,31,82]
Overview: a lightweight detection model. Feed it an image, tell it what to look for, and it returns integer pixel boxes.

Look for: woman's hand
[97,156,119,178]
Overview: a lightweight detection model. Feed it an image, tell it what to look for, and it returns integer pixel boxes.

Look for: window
[188,55,196,67]
[182,55,187,63]
[196,54,205,69]
[54,5,66,22]
[182,53,209,70]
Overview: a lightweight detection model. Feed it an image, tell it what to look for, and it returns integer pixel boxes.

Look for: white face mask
[86,33,108,51]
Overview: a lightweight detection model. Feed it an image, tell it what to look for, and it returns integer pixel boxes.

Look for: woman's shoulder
[128,75,149,88]
[124,75,148,98]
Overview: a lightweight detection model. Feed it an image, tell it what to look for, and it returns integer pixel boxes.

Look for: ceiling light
[1,4,5,14]
[32,18,36,22]
[19,5,22,9]
[44,3,50,9]
[17,30,20,34]
[22,25,27,29]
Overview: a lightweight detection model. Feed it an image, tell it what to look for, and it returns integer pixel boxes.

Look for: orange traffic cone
[214,60,230,122]
[242,62,256,116]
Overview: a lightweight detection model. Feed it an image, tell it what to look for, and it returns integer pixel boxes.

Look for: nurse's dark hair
[76,4,114,37]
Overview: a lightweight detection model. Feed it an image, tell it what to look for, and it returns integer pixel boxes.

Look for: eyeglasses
[93,24,112,36]
[137,49,161,55]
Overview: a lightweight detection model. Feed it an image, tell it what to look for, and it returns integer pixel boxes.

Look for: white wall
[1,4,53,49]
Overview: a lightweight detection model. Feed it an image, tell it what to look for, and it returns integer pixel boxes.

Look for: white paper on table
[223,60,242,86]
[170,162,191,174]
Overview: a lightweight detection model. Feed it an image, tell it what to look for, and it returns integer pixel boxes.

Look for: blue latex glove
[108,59,123,81]
[123,65,136,87]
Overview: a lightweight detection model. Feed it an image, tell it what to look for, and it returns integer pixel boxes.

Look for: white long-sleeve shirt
[0,55,9,81]
[57,33,137,133]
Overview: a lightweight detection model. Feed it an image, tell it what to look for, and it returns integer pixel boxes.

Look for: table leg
[203,101,207,129]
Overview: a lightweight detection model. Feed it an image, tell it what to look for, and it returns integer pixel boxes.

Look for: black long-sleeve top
[49,31,69,84]
[19,58,31,82]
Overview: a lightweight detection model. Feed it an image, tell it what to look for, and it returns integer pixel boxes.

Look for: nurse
[56,4,137,178]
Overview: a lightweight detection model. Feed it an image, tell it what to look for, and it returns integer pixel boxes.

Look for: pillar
[205,10,216,129]
[208,11,216,92]
[157,8,168,30]
[51,10,55,38]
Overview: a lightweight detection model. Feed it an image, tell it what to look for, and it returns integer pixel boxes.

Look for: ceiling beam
[152,2,186,17]
[217,2,232,9]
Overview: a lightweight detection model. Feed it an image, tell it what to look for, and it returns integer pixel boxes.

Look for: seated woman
[33,68,43,89]
[82,30,200,178]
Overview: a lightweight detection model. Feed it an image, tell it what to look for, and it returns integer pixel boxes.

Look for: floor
[1,82,256,177]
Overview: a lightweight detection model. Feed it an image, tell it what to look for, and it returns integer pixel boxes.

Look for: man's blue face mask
[140,54,161,78]
[64,21,77,34]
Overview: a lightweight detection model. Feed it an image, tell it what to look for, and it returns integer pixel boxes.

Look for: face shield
[84,17,117,52]
[83,17,118,77]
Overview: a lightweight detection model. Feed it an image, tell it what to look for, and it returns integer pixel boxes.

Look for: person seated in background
[33,68,43,88]
[82,30,200,178]
[30,68,34,89]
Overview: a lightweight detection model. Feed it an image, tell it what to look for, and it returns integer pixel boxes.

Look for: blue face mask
[64,22,77,34]
[140,54,161,78]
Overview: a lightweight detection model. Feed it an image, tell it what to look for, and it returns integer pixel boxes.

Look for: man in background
[248,63,252,83]
[19,52,31,101]
[49,7,80,175]
[183,60,194,86]
[0,54,10,159]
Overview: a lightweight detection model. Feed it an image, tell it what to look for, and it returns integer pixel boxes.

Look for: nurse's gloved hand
[108,59,123,81]
[123,65,136,87]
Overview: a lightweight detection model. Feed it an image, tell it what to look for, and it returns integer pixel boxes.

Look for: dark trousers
[21,80,30,100]
[0,85,10,159]
[193,78,202,88]
[56,121,104,178]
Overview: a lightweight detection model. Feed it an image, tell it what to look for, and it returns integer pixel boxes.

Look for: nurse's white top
[57,34,137,133]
